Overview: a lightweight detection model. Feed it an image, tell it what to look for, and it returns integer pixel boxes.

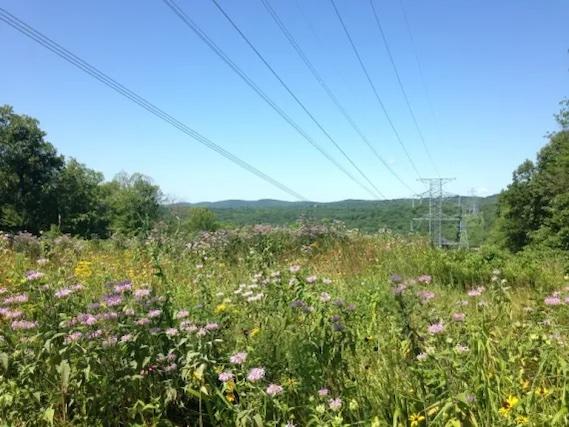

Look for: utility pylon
[412,178,467,248]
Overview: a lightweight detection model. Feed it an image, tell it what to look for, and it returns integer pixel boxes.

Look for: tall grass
[0,228,568,426]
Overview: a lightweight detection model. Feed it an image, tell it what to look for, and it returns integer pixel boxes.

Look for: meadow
[1,225,569,426]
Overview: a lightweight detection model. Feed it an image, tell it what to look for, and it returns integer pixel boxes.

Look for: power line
[162,0,382,200]
[0,7,307,201]
[398,0,446,179]
[260,0,416,195]
[328,0,423,179]
[368,0,440,177]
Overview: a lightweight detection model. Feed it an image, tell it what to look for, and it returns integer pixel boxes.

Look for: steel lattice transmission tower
[412,178,468,248]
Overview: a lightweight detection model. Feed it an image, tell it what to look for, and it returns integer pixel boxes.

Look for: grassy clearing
[0,228,568,426]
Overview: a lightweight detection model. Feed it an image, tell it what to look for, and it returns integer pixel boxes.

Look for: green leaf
[0,353,8,371]
[57,360,71,393]
[42,407,55,425]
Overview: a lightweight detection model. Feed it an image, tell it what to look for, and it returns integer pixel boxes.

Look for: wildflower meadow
[1,227,569,426]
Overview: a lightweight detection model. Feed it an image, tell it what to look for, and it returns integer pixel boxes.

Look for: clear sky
[1,0,568,202]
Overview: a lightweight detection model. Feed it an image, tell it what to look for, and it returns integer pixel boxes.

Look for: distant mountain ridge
[170,197,457,209]
[168,195,498,246]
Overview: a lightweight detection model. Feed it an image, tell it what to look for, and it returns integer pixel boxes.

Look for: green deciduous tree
[103,172,162,236]
[183,207,219,233]
[56,159,110,238]
[0,105,64,233]
[497,100,569,251]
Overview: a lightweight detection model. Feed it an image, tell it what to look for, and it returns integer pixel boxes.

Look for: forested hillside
[169,196,498,246]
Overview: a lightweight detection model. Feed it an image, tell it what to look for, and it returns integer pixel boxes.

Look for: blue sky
[1,0,567,202]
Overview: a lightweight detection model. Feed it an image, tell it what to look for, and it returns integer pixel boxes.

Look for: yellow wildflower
[520,379,529,390]
[515,415,529,425]
[249,327,260,338]
[409,413,426,426]
[214,303,228,314]
[498,395,519,417]
[74,261,93,279]
[427,406,439,416]
[535,386,551,397]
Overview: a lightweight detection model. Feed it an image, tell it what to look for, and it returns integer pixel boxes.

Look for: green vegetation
[495,99,569,252]
[1,228,569,425]
[0,105,161,238]
[1,100,569,425]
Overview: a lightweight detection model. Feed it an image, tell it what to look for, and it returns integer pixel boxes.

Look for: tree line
[0,105,163,237]
[3,100,569,253]
[495,99,569,252]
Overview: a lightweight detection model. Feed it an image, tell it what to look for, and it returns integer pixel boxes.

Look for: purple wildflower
[318,388,329,397]
[64,331,83,344]
[467,286,485,297]
[180,321,197,333]
[78,313,98,326]
[87,329,103,339]
[165,328,178,337]
[99,311,118,321]
[25,271,44,281]
[147,309,162,318]
[416,352,428,361]
[102,294,122,307]
[134,288,151,299]
[120,334,134,343]
[113,281,132,294]
[545,296,562,306]
[11,320,38,330]
[393,283,407,295]
[55,288,73,299]
[205,322,219,331]
[230,351,248,365]
[135,318,150,326]
[247,367,265,382]
[320,292,331,303]
[417,274,432,284]
[218,371,234,382]
[175,310,189,319]
[417,290,435,303]
[306,275,317,284]
[4,310,23,319]
[266,383,284,397]
[3,293,28,305]
[328,397,342,411]
[428,321,445,335]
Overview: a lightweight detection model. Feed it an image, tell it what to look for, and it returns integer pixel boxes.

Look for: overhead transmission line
[0,8,307,201]
[398,0,443,163]
[368,0,440,177]
[260,0,416,194]
[328,0,423,180]
[162,0,383,199]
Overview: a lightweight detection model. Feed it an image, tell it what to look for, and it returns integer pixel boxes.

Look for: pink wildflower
[247,367,265,382]
[266,383,284,396]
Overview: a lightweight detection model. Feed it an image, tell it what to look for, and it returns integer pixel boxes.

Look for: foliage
[102,172,162,237]
[173,197,498,247]
[182,207,220,234]
[56,159,110,238]
[0,106,163,238]
[1,228,569,425]
[0,105,64,233]
[497,100,569,252]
